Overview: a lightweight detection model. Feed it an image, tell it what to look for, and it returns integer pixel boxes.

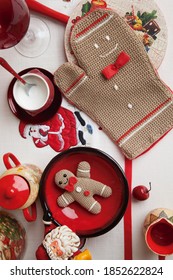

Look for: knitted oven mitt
[55,161,112,214]
[54,8,173,159]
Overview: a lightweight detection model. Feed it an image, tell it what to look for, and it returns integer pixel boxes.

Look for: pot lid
[0,174,29,209]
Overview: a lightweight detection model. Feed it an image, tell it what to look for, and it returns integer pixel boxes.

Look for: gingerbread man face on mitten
[55,8,173,159]
[55,161,112,214]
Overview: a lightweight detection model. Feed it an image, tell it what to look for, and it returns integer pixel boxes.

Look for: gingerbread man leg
[80,196,101,214]
[57,191,75,208]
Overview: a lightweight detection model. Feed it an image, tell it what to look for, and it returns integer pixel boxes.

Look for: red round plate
[39,147,129,238]
[7,68,62,124]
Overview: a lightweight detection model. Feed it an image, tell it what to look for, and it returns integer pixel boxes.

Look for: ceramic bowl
[144,208,173,258]
[0,211,26,260]
[13,71,54,116]
[8,67,62,123]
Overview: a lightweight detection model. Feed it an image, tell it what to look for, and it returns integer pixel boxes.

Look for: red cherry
[132,182,151,201]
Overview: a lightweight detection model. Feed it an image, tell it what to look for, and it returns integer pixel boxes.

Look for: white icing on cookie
[43,225,80,260]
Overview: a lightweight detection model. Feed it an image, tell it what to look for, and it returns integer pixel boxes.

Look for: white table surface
[0,0,173,260]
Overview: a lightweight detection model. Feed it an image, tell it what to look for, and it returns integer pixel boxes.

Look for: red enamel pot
[39,147,129,238]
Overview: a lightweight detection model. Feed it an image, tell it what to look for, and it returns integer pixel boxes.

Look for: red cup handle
[23,203,37,222]
[3,153,21,169]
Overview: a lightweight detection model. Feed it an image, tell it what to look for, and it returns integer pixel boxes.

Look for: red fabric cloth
[19,107,77,152]
[124,157,133,260]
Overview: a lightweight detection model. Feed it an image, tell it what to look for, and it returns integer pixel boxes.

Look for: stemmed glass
[0,0,50,57]
[15,16,50,58]
[0,0,30,49]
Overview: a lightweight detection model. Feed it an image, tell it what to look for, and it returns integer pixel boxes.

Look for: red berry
[132,183,151,201]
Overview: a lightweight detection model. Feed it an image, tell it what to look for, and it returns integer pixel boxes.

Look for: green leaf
[137,11,141,18]
[140,10,158,25]
[81,1,91,16]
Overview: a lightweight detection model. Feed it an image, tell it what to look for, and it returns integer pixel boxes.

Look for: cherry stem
[147,182,152,193]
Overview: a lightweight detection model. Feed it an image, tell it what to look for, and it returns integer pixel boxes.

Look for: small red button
[84,190,90,196]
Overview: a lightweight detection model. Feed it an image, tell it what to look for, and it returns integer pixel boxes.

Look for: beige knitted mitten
[54,8,173,159]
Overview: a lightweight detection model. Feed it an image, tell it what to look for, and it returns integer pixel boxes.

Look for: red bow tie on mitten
[102,51,130,80]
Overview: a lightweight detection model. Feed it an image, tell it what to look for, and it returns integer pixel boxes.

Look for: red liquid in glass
[0,0,30,49]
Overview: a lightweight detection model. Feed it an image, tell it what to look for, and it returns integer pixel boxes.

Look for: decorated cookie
[55,161,112,214]
[42,225,80,260]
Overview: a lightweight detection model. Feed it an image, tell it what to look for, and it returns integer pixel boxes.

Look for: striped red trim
[117,98,172,144]
[76,13,109,39]
[64,73,85,94]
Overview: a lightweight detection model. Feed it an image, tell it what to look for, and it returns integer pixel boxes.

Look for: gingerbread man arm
[57,191,75,207]
[76,161,91,178]
[89,179,112,197]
